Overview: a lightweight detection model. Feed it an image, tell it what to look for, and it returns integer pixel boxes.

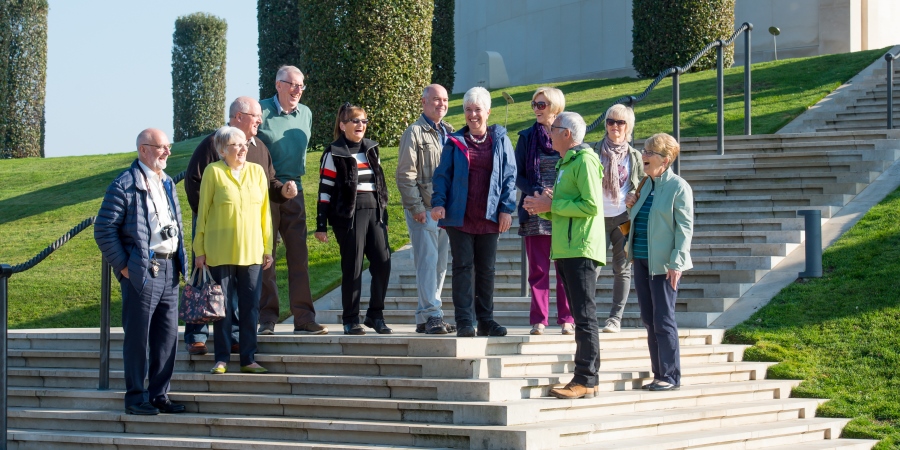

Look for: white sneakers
[532,323,576,335]
[561,323,575,335]
[530,323,546,335]
[602,319,621,333]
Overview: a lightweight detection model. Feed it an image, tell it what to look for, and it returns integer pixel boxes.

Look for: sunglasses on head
[531,101,548,111]
[606,118,627,127]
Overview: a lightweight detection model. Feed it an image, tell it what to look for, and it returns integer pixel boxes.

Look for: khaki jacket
[396,115,455,215]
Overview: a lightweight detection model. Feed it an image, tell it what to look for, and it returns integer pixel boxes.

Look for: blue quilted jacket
[94,160,187,294]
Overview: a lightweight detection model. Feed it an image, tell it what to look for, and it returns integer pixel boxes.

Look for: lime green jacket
[540,143,606,263]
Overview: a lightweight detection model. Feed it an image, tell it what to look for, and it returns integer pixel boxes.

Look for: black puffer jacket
[316,136,389,232]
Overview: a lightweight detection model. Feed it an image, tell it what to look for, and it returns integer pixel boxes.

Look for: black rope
[586,23,752,133]
[4,169,187,276]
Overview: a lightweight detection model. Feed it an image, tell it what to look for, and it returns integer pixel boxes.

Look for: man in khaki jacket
[396,84,456,334]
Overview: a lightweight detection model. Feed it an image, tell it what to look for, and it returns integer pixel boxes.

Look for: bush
[298,0,433,149]
[0,0,48,159]
[172,12,227,142]
[257,0,302,100]
[631,0,736,78]
[431,0,455,91]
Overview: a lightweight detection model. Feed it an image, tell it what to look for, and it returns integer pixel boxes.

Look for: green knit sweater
[258,96,313,185]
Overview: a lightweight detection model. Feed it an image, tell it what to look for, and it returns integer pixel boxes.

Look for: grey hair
[275,65,304,83]
[228,98,251,118]
[605,103,636,141]
[463,86,491,111]
[213,126,247,158]
[556,112,586,144]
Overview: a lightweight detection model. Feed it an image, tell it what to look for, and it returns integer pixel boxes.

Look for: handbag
[179,266,226,324]
[617,176,649,238]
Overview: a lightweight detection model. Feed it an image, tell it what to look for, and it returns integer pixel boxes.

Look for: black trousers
[633,258,682,385]
[446,227,499,326]
[556,257,601,388]
[332,208,391,325]
[209,264,262,366]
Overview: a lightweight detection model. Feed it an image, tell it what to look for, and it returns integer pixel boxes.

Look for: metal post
[744,24,753,135]
[99,257,111,390]
[1,264,11,449]
[716,41,725,156]
[797,210,823,278]
[886,54,894,130]
[672,69,681,175]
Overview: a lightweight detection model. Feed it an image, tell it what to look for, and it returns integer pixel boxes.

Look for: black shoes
[363,317,393,334]
[456,325,476,337]
[648,382,680,391]
[150,398,186,414]
[477,320,508,337]
[125,402,159,415]
[343,323,366,335]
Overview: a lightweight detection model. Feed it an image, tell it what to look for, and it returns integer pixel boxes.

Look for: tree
[257,0,302,100]
[631,0,736,78]
[172,12,227,142]
[431,0,454,90]
[0,0,48,159]
[298,0,433,149]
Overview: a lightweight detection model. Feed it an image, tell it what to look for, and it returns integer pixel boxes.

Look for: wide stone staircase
[318,129,900,330]
[5,326,879,449]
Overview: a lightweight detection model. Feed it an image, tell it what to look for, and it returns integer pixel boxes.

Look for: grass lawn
[725,186,900,448]
[0,47,890,329]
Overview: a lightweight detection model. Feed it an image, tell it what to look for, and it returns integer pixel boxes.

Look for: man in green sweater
[256,65,327,335]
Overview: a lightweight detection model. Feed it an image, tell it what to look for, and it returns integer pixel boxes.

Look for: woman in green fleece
[524,111,606,399]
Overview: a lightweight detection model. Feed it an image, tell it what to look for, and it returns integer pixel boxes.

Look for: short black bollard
[797,210,823,278]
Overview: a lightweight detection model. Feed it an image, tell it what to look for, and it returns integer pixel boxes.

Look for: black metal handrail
[586,22,753,174]
[0,168,187,447]
[884,49,900,129]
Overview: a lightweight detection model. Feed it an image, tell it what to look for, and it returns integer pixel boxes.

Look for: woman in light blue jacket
[626,133,693,392]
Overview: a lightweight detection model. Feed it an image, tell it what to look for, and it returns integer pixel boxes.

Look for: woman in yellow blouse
[194,126,273,375]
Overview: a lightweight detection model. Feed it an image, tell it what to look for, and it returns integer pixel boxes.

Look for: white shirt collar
[137,160,165,185]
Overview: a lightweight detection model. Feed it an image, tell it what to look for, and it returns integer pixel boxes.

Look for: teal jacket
[626,167,694,276]
[540,143,606,263]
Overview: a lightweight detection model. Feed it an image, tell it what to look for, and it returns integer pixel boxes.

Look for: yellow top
[194,161,272,266]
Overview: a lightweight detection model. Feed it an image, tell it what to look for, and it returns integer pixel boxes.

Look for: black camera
[160,224,178,240]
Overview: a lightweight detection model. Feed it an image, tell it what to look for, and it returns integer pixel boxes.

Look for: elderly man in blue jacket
[94,128,187,416]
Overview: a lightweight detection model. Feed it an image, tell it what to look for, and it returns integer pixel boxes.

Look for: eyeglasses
[531,101,548,111]
[238,111,262,120]
[550,125,567,133]
[141,143,172,151]
[642,148,665,158]
[229,142,249,149]
[278,80,306,91]
[606,118,627,127]
[345,118,369,125]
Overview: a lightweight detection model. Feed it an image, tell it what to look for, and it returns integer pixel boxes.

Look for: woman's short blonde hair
[213,126,247,158]
[644,133,680,168]
[605,104,636,141]
[532,86,565,115]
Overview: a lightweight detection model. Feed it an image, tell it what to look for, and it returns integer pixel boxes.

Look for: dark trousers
[185,215,238,345]
[259,195,316,326]
[556,257,601,387]
[633,258,681,385]
[331,208,391,325]
[446,227,498,326]
[121,258,179,408]
[209,264,262,366]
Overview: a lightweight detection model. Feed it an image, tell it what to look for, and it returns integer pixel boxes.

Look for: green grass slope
[0,47,889,329]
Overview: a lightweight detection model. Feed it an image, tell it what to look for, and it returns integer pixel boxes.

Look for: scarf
[600,135,630,206]
[526,122,555,186]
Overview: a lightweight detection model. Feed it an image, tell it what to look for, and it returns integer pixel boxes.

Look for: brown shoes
[549,382,597,399]
[294,321,328,335]
[186,342,208,355]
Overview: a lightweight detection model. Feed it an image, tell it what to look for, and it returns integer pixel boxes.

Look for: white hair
[463,86,491,111]
[275,65,304,83]
[213,126,246,158]
[556,112,586,144]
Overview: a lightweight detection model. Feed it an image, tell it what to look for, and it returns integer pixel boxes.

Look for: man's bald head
[421,84,449,123]
[136,128,171,174]
[228,96,263,139]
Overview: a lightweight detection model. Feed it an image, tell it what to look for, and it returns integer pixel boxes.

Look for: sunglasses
[606,118,627,127]
[531,101,548,111]
[345,118,369,125]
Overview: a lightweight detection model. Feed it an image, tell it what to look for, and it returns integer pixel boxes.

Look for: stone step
[650,130,899,149]
[370,295,738,314]
[763,439,880,449]
[387,281,753,299]
[693,193,852,208]
[685,170,879,186]
[683,159,888,177]
[693,218,807,232]
[693,205,839,220]
[685,148,898,164]
[692,229,803,244]
[692,182,866,196]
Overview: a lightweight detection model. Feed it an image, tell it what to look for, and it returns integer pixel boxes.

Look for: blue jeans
[185,215,238,345]
[404,209,449,324]
[208,264,262,366]
[633,258,681,385]
[446,228,498,327]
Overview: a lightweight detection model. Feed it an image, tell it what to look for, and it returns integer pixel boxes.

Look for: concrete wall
[452,0,900,92]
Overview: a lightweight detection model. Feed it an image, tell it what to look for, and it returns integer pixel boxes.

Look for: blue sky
[45,1,259,157]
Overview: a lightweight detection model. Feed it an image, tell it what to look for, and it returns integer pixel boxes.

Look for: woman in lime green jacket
[194,126,273,375]
[524,112,605,399]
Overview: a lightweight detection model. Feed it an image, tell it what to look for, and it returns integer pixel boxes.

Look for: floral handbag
[179,266,226,324]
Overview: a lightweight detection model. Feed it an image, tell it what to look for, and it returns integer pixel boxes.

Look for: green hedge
[632,0,735,78]
[298,0,433,149]
[431,0,455,90]
[257,0,302,100]
[172,12,227,142]
[0,0,48,159]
